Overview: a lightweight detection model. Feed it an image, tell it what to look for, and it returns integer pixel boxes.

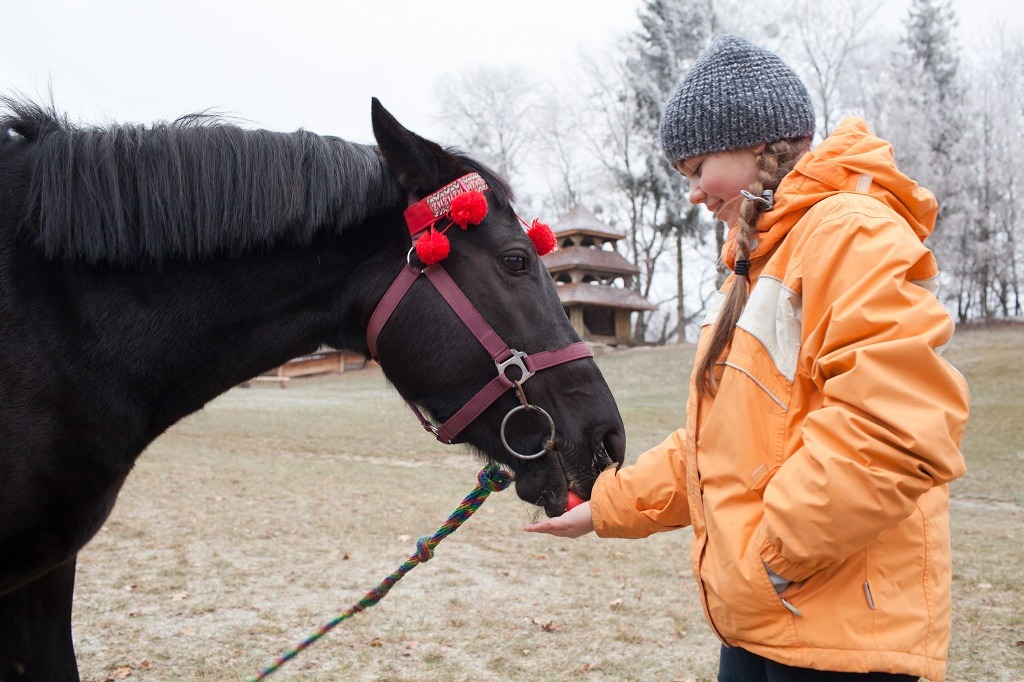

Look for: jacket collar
[721,118,938,271]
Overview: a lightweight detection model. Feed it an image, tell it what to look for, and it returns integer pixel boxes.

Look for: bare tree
[962,32,1024,320]
[432,66,542,189]
[531,90,593,218]
[777,0,883,136]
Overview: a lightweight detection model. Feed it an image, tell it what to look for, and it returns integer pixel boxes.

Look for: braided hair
[695,137,810,398]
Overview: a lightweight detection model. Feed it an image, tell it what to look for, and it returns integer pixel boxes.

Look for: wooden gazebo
[540,205,655,345]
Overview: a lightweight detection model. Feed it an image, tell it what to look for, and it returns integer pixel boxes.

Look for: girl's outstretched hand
[523,500,594,538]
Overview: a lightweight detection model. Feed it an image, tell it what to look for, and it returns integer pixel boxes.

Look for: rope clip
[740,189,774,211]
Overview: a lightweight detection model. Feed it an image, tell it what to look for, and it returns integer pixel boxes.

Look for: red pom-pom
[564,491,585,513]
[449,191,488,228]
[415,228,450,265]
[527,219,556,255]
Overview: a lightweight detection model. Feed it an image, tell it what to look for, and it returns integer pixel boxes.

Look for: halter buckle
[496,349,533,385]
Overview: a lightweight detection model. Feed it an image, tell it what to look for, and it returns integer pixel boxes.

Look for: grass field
[73,326,1024,681]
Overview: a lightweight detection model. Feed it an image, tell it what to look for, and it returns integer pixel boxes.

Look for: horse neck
[48,214,408,439]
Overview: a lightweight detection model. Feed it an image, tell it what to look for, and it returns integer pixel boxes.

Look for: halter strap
[434,341,591,444]
[424,266,507,360]
[365,261,592,445]
[366,264,420,360]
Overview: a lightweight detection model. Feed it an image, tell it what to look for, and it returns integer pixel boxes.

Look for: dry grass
[72,327,1024,681]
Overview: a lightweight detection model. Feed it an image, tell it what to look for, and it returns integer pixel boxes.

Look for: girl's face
[676,144,765,227]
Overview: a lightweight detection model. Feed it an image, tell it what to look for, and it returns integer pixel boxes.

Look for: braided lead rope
[249,464,513,681]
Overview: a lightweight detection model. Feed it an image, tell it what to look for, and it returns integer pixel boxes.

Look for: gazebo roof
[541,246,639,276]
[554,282,657,311]
[552,205,624,241]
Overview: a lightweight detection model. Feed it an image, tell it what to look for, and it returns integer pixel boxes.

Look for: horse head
[366,100,625,516]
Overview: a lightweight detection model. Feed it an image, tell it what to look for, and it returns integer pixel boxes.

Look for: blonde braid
[695,138,809,397]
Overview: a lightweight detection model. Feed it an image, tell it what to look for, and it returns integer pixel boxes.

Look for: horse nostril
[602,429,626,467]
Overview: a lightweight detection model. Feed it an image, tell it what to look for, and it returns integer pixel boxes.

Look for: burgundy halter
[365,173,592,460]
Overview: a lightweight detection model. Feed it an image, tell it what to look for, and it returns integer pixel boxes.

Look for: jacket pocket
[700,524,800,647]
[714,290,797,501]
[713,355,789,500]
[774,547,874,650]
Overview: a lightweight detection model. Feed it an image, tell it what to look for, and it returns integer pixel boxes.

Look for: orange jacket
[590,119,969,681]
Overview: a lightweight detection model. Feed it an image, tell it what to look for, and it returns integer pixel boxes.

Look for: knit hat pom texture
[660,34,815,162]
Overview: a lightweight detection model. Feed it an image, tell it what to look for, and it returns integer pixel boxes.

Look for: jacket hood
[722,118,938,270]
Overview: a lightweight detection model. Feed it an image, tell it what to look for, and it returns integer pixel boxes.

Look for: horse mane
[0,97,408,265]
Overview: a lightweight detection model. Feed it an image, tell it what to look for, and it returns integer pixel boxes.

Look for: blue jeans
[718,646,919,682]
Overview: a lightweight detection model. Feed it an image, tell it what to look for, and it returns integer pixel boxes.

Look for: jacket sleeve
[590,428,692,538]
[759,203,970,582]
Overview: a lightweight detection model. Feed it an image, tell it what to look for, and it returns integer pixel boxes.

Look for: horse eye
[501,254,527,272]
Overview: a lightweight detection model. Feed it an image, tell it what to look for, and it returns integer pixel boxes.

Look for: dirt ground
[71,327,1024,681]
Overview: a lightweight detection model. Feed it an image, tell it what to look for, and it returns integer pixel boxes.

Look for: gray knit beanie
[660,34,815,162]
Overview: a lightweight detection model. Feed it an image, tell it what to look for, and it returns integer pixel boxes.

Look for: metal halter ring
[499,404,557,460]
[406,246,422,267]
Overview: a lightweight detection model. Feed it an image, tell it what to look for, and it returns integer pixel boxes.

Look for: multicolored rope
[249,464,513,681]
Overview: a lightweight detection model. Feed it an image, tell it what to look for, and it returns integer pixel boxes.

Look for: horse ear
[371,98,458,196]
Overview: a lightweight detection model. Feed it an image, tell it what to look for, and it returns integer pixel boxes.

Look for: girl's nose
[688,182,705,205]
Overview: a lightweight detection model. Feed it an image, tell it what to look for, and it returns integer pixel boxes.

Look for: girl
[526,35,970,682]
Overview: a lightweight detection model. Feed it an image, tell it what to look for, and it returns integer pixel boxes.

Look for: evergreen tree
[621,0,718,342]
[888,0,976,321]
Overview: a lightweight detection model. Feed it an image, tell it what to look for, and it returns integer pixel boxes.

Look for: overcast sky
[2,0,1020,147]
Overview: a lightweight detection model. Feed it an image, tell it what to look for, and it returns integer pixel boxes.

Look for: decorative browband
[404,172,490,236]
[401,171,555,266]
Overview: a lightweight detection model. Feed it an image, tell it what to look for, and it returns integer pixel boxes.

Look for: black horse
[0,97,625,680]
